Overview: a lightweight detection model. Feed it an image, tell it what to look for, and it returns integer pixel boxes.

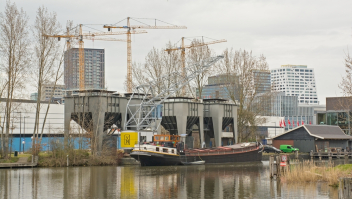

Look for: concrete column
[213,116,222,147]
[92,110,106,154]
[64,98,74,147]
[199,116,204,148]
[176,115,187,136]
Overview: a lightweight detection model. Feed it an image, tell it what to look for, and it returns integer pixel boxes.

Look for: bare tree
[0,1,30,158]
[185,39,213,99]
[216,49,271,142]
[130,42,182,96]
[31,6,62,155]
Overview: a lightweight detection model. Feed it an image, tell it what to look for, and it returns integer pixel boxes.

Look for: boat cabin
[133,144,178,155]
[153,135,181,147]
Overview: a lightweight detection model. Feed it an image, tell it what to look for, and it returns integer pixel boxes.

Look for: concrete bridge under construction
[64,90,238,153]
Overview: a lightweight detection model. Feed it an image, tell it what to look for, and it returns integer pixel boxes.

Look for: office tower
[64,48,105,90]
[271,65,318,105]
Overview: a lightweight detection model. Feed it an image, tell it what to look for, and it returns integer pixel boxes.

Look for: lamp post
[272,122,276,137]
[19,112,22,153]
[23,116,30,153]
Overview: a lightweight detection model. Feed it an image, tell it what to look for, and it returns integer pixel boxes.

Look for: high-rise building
[197,74,239,100]
[64,48,105,90]
[252,70,271,94]
[271,65,319,105]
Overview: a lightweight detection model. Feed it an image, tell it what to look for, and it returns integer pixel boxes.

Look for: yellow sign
[121,132,138,148]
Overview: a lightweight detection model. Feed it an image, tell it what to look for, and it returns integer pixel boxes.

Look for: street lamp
[23,116,30,153]
[272,122,276,137]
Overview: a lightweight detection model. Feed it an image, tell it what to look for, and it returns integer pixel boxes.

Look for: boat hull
[130,147,262,166]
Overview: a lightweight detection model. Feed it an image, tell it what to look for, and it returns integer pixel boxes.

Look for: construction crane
[124,55,223,132]
[44,24,128,90]
[165,37,227,95]
[103,17,187,92]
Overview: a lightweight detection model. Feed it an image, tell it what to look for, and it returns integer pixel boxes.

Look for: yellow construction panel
[121,132,138,148]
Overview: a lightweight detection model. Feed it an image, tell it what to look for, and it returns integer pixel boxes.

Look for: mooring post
[269,155,274,178]
[337,149,341,159]
[329,150,332,162]
[276,155,281,177]
[310,150,314,161]
[319,150,322,161]
[67,155,69,167]
[295,150,298,159]
[339,177,352,199]
[345,154,348,165]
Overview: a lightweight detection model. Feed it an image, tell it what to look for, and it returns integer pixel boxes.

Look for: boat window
[171,149,174,153]
[163,148,168,153]
[165,136,169,141]
[154,136,159,141]
[156,147,159,152]
[160,136,164,141]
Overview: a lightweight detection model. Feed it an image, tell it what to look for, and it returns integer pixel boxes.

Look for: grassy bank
[34,150,124,167]
[281,160,352,187]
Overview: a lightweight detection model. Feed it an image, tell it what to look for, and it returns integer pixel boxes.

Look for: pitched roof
[272,125,352,140]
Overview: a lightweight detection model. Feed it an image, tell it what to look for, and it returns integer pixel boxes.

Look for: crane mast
[104,17,187,93]
[165,37,226,96]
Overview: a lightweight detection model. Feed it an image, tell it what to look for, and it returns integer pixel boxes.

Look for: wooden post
[337,149,341,159]
[67,155,69,167]
[329,150,332,162]
[276,155,281,177]
[319,150,322,161]
[295,150,298,159]
[339,178,352,199]
[270,155,274,178]
[310,150,314,161]
[345,154,348,165]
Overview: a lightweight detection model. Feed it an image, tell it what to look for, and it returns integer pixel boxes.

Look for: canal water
[0,160,340,199]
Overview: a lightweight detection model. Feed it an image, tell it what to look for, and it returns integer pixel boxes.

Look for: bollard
[345,154,348,165]
[31,155,33,163]
[295,150,298,159]
[67,155,69,167]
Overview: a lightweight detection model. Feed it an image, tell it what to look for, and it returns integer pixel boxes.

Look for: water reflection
[0,161,338,199]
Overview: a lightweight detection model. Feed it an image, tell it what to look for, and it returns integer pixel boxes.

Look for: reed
[282,160,346,187]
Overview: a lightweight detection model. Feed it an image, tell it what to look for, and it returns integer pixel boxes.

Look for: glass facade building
[258,92,314,131]
[64,48,105,90]
[252,70,271,94]
[197,74,239,100]
[271,65,319,105]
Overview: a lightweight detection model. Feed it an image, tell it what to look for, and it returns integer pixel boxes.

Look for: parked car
[280,145,299,153]
[263,145,281,153]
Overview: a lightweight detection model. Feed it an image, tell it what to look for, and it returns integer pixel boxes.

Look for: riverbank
[0,150,124,167]
[262,152,310,160]
[281,160,352,187]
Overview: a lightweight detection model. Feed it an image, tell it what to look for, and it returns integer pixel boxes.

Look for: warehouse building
[272,125,352,152]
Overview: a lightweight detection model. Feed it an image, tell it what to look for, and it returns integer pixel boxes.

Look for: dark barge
[130,142,263,166]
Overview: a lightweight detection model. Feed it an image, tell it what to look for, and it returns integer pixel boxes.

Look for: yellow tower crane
[44,24,128,90]
[103,17,187,92]
[165,37,227,95]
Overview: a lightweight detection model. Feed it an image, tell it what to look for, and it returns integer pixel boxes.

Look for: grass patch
[0,157,19,163]
[335,164,352,171]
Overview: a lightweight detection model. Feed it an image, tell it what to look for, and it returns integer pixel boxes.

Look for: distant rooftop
[281,65,307,68]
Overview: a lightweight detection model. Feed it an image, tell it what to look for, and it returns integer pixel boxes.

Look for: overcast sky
[2,0,352,104]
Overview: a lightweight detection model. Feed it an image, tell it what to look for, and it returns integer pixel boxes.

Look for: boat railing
[185,146,258,155]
